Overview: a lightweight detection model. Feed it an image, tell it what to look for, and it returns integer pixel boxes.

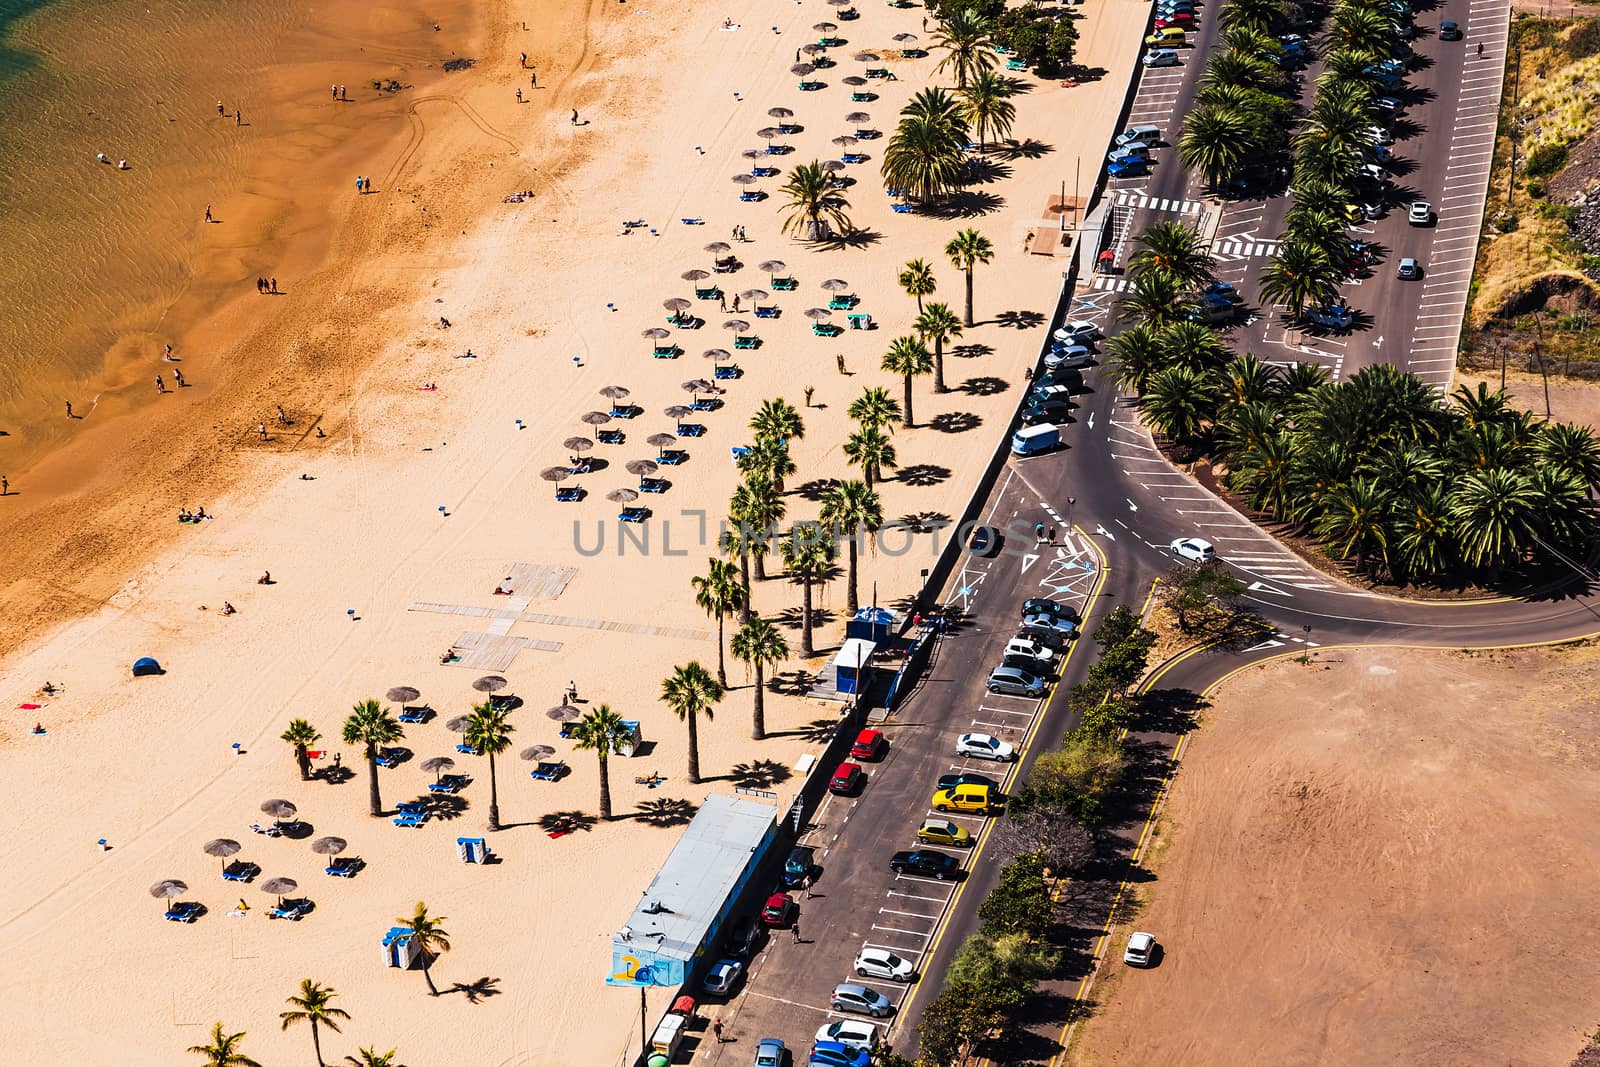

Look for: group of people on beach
[256,277,279,294]
[178,505,210,524]
[330,84,348,100]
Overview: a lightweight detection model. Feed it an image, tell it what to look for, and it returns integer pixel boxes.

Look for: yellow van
[932,783,995,814]
[1144,27,1185,47]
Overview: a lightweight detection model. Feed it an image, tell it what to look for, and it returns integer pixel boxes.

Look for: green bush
[1526,180,1548,200]
[1525,140,1569,179]
[1494,213,1521,233]
[1565,17,1600,59]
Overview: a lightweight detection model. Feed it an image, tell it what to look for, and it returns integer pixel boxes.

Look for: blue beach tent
[131,657,163,678]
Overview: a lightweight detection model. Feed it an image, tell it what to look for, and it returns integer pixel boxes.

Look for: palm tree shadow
[929,411,981,434]
[994,309,1046,330]
[537,809,597,834]
[892,510,951,533]
[966,158,1014,184]
[951,342,994,359]
[766,716,841,742]
[957,376,1008,397]
[819,229,884,250]
[989,137,1052,160]
[767,669,819,697]
[918,191,1004,218]
[629,797,699,827]
[716,759,793,789]
[443,976,502,1003]
[422,794,470,820]
[774,604,838,632]
[793,478,834,501]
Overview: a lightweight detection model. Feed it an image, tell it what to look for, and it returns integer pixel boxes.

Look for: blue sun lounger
[221,860,259,883]
[268,899,312,921]
[739,191,764,202]
[454,741,478,754]
[396,801,426,816]
[619,506,649,523]
[892,203,912,213]
[398,705,434,724]
[165,901,203,923]
[429,773,470,795]
[375,747,404,768]
[639,477,669,494]
[676,422,706,437]
[695,286,722,300]
[714,364,742,380]
[754,305,780,318]
[597,429,625,445]
[829,295,858,310]
[771,276,798,291]
[680,217,704,225]
[653,344,679,358]
[393,812,428,828]
[555,486,584,502]
[658,450,688,465]
[529,761,567,781]
[325,856,364,878]
[610,404,640,419]
[733,335,759,350]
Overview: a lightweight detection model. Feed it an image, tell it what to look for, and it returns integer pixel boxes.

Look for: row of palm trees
[882,80,1016,203]
[1177,7,1298,189]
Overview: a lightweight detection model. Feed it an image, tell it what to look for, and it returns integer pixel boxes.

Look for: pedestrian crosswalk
[1089,274,1131,292]
[1113,189,1204,215]
[1210,235,1280,261]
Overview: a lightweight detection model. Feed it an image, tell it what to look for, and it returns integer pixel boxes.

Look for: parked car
[1360,200,1385,221]
[1107,157,1149,178]
[1202,281,1240,303]
[1108,146,1150,166]
[985,666,1046,698]
[1002,651,1052,676]
[1029,382,1075,406]
[1020,400,1072,427]
[1021,597,1079,625]
[1396,257,1422,280]
[851,728,886,760]
[957,732,1017,761]
[754,1037,786,1067]
[830,762,865,795]
[963,523,1001,556]
[728,915,765,958]
[1021,611,1076,638]
[854,946,917,982]
[1408,200,1433,225]
[831,983,894,1017]
[783,846,815,888]
[1004,635,1055,664]
[1044,343,1094,369]
[814,1019,880,1052]
[1114,124,1161,148]
[932,782,995,814]
[1169,537,1215,563]
[889,849,963,880]
[761,892,797,927]
[1145,27,1186,46]
[1142,48,1180,67]
[1018,623,1070,650]
[703,958,744,996]
[1124,931,1157,967]
[1055,319,1101,343]
[809,1041,871,1067]
[936,771,998,792]
[1439,19,1462,40]
[1304,303,1354,330]
[917,818,974,847]
[1035,366,1083,392]
[1153,12,1196,29]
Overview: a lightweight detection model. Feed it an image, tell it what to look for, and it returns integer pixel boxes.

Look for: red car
[850,728,886,761]
[761,892,797,927]
[830,762,865,795]
[1154,13,1195,28]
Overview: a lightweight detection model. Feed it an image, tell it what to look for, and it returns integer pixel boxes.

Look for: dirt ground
[1068,644,1600,1067]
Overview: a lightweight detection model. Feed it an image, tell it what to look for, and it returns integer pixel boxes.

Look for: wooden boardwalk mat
[410,601,712,643]
[497,563,576,600]
[448,632,562,670]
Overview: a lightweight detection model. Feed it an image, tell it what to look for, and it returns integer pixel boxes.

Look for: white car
[957,732,1016,762]
[1365,124,1394,145]
[1143,48,1180,66]
[1044,344,1094,369]
[702,958,743,996]
[854,946,917,982]
[1022,612,1076,637]
[815,1019,880,1051]
[1057,319,1100,342]
[1004,636,1055,663]
[1124,931,1156,966]
[1408,200,1433,225]
[1169,537,1215,563]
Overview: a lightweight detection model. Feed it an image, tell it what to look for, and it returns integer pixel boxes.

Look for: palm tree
[730,615,789,740]
[1219,0,1285,34]
[1105,323,1162,393]
[1217,354,1282,412]
[344,1049,403,1067]
[661,662,723,784]
[342,699,404,817]
[462,700,513,832]
[1393,482,1455,581]
[844,425,899,488]
[883,113,969,202]
[1139,366,1218,444]
[750,397,805,445]
[1328,6,1393,56]
[1118,270,1187,328]
[945,228,994,327]
[187,1023,261,1067]
[569,704,631,818]
[960,70,1017,149]
[691,557,746,685]
[1258,242,1341,318]
[914,301,963,394]
[395,902,451,995]
[1178,105,1256,188]
[1537,422,1600,493]
[898,258,938,312]
[1450,467,1541,572]
[1129,221,1215,289]
[847,385,903,432]
[1314,477,1393,574]
[931,8,996,88]
[1155,320,1230,374]
[281,719,321,781]
[736,435,796,493]
[1221,24,1280,61]
[1201,51,1283,94]
[778,160,853,241]
[820,479,884,614]
[730,474,787,579]
[780,524,838,657]
[279,980,350,1067]
[881,335,934,428]
[1451,382,1513,430]
[1231,428,1300,519]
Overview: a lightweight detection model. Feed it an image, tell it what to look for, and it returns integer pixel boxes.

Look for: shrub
[1525,140,1569,179]
[1526,180,1548,200]
[1565,17,1600,59]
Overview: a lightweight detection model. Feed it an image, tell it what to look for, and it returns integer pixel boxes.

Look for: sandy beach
[0,0,1149,1060]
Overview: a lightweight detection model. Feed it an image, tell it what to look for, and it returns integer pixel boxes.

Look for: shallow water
[0,0,299,439]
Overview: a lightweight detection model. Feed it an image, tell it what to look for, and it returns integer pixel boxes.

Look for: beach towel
[19,703,42,710]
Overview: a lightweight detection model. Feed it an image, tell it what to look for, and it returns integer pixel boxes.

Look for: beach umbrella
[547,704,581,721]
[705,241,732,255]
[767,106,795,125]
[663,297,692,313]
[853,52,879,62]
[758,260,786,284]
[822,278,851,292]
[814,22,837,33]
[757,126,785,152]
[791,63,816,76]
[261,876,298,908]
[445,715,470,733]
[647,432,678,458]
[608,488,640,504]
[740,288,770,303]
[733,173,761,195]
[722,319,751,334]
[563,436,594,454]
[821,160,847,174]
[664,405,694,433]
[687,378,717,392]
[843,75,867,87]
[472,675,508,693]
[741,148,764,162]
[599,385,630,400]
[627,458,659,478]
[203,839,241,872]
[833,135,859,151]
[681,268,710,283]
[260,799,297,821]
[802,43,826,56]
[541,467,571,492]
[419,755,456,784]
[702,348,731,363]
[520,744,557,761]
[894,32,918,43]
[828,0,851,6]
[311,836,347,856]
[386,686,420,703]
[581,411,611,439]
[641,327,671,340]
[847,111,872,136]
[150,879,187,909]
[805,307,834,322]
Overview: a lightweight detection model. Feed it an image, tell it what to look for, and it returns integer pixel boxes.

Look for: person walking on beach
[331,84,338,99]
[217,100,225,116]
[516,88,523,103]
[155,374,166,394]
[836,353,846,375]
[235,109,242,125]
[173,368,185,387]
[270,277,278,294]
[64,400,73,418]
[520,50,528,67]
[339,84,347,100]
[204,204,213,223]
[276,405,289,426]
[570,108,579,125]
[258,422,268,440]
[2,476,8,496]
[530,69,537,89]
[164,344,173,359]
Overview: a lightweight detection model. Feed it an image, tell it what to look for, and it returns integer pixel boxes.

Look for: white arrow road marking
[1242,638,1285,652]
[1127,498,1139,512]
[1095,524,1117,541]
[1020,553,1040,573]
[1245,580,1292,596]
[1088,411,1095,429]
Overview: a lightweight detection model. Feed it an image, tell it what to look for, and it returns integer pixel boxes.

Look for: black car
[1439,19,1462,40]
[1019,400,1071,426]
[963,524,1001,557]
[889,849,962,880]
[937,771,998,792]
[1017,623,1069,651]
[1035,366,1083,393]
[727,916,765,958]
[1020,598,1081,625]
[1002,652,1052,676]
[783,845,816,888]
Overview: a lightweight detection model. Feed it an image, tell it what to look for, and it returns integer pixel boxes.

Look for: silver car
[831,982,893,1017]
[986,666,1045,697]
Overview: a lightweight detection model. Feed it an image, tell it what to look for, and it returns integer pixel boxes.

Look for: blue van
[1011,424,1059,456]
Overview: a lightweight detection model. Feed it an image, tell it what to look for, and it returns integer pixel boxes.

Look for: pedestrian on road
[801,873,813,899]
[1035,522,1046,544]
[791,920,801,944]
[713,1021,725,1043]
